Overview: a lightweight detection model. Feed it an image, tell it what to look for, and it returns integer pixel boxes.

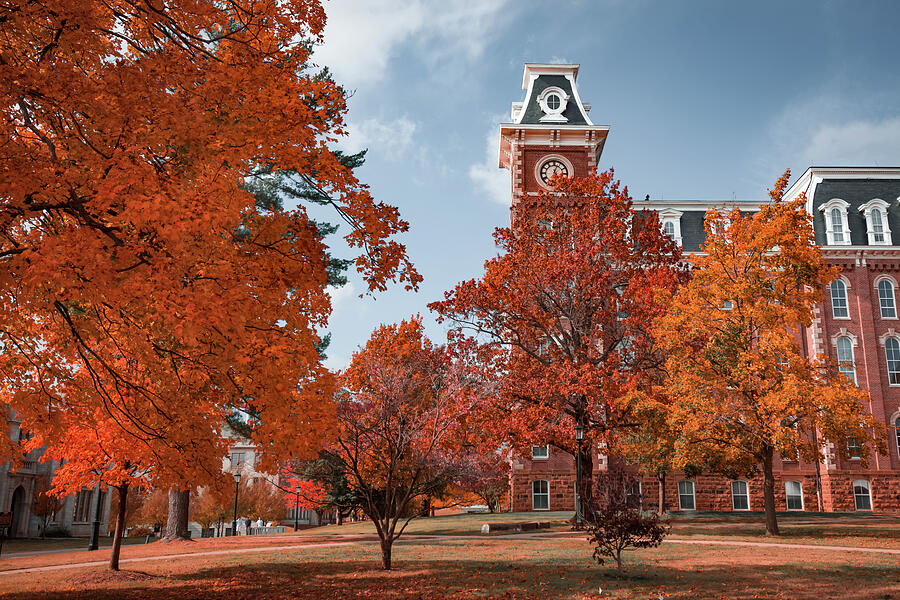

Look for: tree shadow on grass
[3,542,899,600]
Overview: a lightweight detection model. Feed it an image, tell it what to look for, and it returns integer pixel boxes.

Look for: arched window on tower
[878,279,897,319]
[830,279,849,319]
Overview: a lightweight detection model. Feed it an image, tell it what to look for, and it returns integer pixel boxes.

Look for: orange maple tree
[655,171,886,536]
[335,318,480,570]
[430,171,686,502]
[0,0,419,516]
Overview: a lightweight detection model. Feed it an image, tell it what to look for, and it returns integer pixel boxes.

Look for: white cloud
[345,116,418,162]
[314,0,513,89]
[469,120,511,206]
[802,117,900,166]
[549,56,571,65]
[327,281,356,308]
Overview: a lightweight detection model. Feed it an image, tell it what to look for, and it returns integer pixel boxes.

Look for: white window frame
[785,481,804,511]
[852,480,872,511]
[859,199,892,245]
[677,480,696,510]
[834,335,857,384]
[819,199,851,246]
[731,480,750,511]
[531,445,549,460]
[658,209,683,247]
[532,479,550,510]
[884,336,900,386]
[830,278,850,319]
[876,277,898,319]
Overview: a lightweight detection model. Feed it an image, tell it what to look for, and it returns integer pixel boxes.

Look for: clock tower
[499,64,609,206]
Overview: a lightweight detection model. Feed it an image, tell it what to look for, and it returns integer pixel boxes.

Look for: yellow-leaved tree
[655,171,885,536]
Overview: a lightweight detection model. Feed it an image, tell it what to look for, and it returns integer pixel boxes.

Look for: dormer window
[859,199,892,245]
[537,87,569,123]
[658,209,683,247]
[819,199,850,246]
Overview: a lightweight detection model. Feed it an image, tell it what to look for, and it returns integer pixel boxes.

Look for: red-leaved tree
[335,318,482,570]
[430,171,686,505]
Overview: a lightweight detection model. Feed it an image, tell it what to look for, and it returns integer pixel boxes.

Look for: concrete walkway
[0,532,897,576]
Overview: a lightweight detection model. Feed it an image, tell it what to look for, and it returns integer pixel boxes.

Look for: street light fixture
[232,472,242,537]
[574,423,584,527]
[294,485,301,532]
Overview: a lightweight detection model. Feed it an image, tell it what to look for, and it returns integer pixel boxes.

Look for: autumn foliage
[0,0,421,532]
[335,318,481,570]
[655,171,886,535]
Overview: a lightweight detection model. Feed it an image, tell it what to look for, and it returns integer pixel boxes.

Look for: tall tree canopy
[655,172,885,536]
[0,1,419,487]
[430,171,686,491]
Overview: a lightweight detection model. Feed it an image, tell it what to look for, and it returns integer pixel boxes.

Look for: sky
[306,0,900,370]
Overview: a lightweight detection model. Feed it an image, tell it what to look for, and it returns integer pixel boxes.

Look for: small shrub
[585,468,669,571]
[43,526,71,538]
[128,526,153,538]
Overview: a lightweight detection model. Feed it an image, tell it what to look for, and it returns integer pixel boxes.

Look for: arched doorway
[9,486,27,539]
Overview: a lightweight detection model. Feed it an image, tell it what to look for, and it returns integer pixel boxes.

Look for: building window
[885,338,900,384]
[658,210,683,246]
[731,481,750,511]
[830,279,849,319]
[820,199,851,245]
[74,489,93,523]
[677,480,695,510]
[859,199,892,245]
[230,452,245,469]
[531,445,549,460]
[532,480,550,510]
[878,279,897,318]
[847,437,862,459]
[853,480,872,511]
[785,481,804,511]
[836,336,856,383]
[625,481,642,509]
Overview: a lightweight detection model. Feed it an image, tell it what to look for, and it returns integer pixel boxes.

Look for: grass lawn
[0,534,897,599]
[0,512,897,599]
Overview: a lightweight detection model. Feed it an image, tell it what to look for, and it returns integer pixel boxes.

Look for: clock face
[539,159,569,184]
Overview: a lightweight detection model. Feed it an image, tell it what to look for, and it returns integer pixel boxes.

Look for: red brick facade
[499,65,900,515]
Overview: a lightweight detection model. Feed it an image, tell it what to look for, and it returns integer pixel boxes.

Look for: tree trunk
[657,471,667,516]
[109,484,128,571]
[762,446,780,536]
[578,444,594,518]
[161,489,191,542]
[380,537,393,570]
[337,509,343,526]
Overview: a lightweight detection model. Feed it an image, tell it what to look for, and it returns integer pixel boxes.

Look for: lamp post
[231,472,241,536]
[294,486,300,532]
[574,423,584,527]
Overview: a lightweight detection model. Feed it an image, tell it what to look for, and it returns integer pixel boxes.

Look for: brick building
[500,63,900,513]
